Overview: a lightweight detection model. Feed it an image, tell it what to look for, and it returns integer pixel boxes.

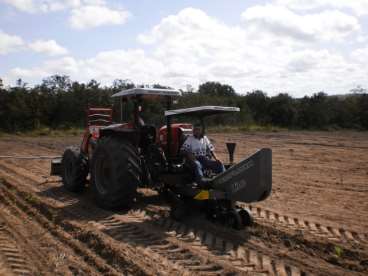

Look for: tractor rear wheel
[91,137,142,210]
[61,147,88,193]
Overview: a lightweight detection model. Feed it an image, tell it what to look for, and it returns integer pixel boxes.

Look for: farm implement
[51,88,272,229]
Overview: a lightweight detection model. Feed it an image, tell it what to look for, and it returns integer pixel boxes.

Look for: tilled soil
[0,131,367,275]
[211,131,368,233]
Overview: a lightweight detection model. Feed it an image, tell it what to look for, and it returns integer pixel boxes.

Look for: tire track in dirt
[0,179,146,275]
[0,174,356,275]
[1,157,366,249]
[96,211,309,275]
[0,188,117,276]
[1,177,176,275]
[149,215,305,276]
[0,222,32,275]
[0,203,112,276]
[0,162,314,276]
[46,185,295,275]
[0,166,238,274]
[1,160,367,275]
[96,212,237,275]
[1,176,309,276]
[2,138,368,242]
[246,205,368,246]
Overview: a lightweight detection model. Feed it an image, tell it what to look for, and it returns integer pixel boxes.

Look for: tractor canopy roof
[112,88,181,99]
[165,106,240,118]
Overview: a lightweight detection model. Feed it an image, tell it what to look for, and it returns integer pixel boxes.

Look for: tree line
[0,75,367,132]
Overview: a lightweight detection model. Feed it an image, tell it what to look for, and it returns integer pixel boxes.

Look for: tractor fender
[99,128,140,146]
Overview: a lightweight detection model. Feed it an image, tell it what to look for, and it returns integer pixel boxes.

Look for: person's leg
[191,157,223,186]
[217,160,225,173]
[192,160,204,184]
[201,158,225,174]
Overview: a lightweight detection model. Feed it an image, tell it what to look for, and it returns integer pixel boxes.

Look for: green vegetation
[0,75,367,132]
[16,127,83,137]
[334,245,344,258]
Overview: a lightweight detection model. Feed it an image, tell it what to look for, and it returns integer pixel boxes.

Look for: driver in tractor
[181,123,225,187]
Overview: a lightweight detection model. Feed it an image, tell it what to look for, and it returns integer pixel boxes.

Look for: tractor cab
[112,87,180,126]
[110,87,184,161]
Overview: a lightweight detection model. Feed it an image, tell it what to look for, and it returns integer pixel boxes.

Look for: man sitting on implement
[181,123,225,186]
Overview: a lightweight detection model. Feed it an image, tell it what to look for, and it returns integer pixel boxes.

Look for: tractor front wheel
[61,147,88,193]
[91,137,142,210]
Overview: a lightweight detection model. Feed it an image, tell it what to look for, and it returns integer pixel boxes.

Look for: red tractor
[51,88,272,229]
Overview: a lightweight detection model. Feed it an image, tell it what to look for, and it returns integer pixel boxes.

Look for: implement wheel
[226,210,244,230]
[61,147,88,193]
[91,137,142,210]
[238,208,253,227]
[222,208,253,230]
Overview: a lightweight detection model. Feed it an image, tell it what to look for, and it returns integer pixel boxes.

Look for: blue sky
[0,0,367,96]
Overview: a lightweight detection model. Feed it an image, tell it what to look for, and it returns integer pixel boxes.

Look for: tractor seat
[169,128,189,166]
[178,129,188,153]
[170,131,193,174]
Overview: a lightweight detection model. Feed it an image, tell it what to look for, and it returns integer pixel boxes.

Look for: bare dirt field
[0,131,367,275]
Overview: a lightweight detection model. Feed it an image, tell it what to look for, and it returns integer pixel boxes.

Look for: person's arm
[205,136,221,162]
[184,151,196,162]
[210,150,221,162]
[180,137,196,162]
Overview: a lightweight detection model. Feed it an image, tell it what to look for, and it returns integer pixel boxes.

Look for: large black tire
[61,147,88,193]
[90,136,142,210]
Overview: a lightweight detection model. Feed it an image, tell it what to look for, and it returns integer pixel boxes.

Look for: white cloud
[138,8,264,84]
[287,50,347,73]
[275,0,368,16]
[1,0,112,13]
[82,49,164,82]
[68,5,130,29]
[2,0,77,13]
[0,30,24,54]
[287,50,326,73]
[137,7,364,94]
[351,47,368,64]
[242,5,360,42]
[2,0,36,13]
[4,7,367,96]
[356,35,368,43]
[10,56,80,79]
[28,39,68,56]
[2,0,132,30]
[7,49,164,85]
[0,31,68,56]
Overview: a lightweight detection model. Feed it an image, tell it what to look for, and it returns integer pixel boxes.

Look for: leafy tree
[198,82,236,97]
[358,94,368,129]
[296,93,329,129]
[268,93,296,127]
[42,75,71,93]
[244,90,270,124]
[112,79,134,93]
[0,75,367,132]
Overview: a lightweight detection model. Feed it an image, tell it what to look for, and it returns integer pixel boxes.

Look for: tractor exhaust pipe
[226,143,236,164]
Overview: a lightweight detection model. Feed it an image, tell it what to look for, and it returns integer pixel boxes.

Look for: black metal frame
[165,96,173,169]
